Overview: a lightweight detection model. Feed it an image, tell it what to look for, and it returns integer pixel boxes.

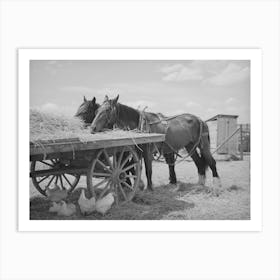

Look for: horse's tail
[199,121,211,150]
[199,121,216,169]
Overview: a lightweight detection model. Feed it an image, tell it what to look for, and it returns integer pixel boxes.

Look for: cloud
[159,61,250,86]
[159,63,204,82]
[204,63,250,86]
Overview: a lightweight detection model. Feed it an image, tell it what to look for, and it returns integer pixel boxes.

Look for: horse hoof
[197,174,206,186]
[169,180,177,185]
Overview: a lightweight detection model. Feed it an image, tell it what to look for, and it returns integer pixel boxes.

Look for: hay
[30,109,88,141]
[30,108,156,143]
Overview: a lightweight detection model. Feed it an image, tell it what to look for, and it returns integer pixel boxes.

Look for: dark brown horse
[90,95,221,191]
[75,96,100,126]
[74,96,137,189]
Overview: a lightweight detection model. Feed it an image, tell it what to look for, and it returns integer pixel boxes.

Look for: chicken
[78,189,96,215]
[46,183,68,202]
[95,193,114,215]
[49,202,61,213]
[57,201,76,217]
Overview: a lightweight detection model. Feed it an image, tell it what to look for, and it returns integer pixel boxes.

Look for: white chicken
[78,189,96,215]
[57,201,76,217]
[49,202,61,213]
[95,193,114,215]
[46,184,68,202]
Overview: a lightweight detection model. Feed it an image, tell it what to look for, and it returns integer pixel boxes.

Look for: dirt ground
[30,156,250,220]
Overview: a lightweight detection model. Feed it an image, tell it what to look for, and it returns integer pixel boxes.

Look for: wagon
[30,131,165,203]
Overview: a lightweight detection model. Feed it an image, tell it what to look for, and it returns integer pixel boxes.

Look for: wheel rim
[87,146,141,204]
[30,159,80,196]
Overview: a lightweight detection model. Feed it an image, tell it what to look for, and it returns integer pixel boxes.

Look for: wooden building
[206,114,239,155]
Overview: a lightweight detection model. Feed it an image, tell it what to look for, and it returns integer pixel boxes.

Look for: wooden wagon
[30,131,165,203]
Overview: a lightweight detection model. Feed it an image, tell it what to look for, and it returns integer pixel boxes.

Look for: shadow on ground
[30,184,196,220]
[30,182,245,220]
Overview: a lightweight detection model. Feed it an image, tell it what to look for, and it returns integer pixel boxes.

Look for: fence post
[240,124,244,160]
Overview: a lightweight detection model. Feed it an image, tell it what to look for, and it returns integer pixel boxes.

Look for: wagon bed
[30,130,165,203]
[30,130,165,159]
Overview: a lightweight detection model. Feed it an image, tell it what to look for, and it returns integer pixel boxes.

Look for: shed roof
[205,114,239,122]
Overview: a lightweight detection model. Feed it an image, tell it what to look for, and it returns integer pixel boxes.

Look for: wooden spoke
[92,172,111,177]
[118,182,127,201]
[117,147,125,167]
[68,173,79,177]
[59,175,65,190]
[120,153,131,169]
[96,159,112,172]
[31,160,80,196]
[122,163,137,173]
[97,180,111,199]
[45,175,55,188]
[94,177,110,189]
[103,149,113,170]
[38,175,49,184]
[40,161,54,167]
[121,181,134,191]
[113,149,117,168]
[87,147,140,204]
[62,174,73,188]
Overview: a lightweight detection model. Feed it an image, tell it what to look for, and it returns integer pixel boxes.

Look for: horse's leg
[164,152,177,185]
[143,144,153,191]
[185,144,206,186]
[201,148,222,188]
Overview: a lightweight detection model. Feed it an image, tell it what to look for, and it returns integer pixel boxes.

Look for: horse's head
[75,96,99,125]
[90,95,119,133]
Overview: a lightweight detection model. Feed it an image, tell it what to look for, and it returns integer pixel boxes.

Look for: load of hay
[30,109,89,142]
[30,109,149,143]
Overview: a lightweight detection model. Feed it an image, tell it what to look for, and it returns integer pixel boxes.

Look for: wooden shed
[206,114,239,155]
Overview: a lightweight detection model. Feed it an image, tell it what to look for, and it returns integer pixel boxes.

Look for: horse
[74,95,137,192]
[75,96,100,126]
[90,95,222,191]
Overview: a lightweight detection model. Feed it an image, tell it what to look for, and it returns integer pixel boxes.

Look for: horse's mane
[116,103,141,129]
[117,103,164,124]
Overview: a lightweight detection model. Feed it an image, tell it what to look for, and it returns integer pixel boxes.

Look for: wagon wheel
[30,159,80,196]
[87,146,141,204]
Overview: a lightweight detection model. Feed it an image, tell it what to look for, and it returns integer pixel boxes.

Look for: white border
[18,48,262,232]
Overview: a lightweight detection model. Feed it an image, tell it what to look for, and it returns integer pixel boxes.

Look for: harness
[138,111,206,165]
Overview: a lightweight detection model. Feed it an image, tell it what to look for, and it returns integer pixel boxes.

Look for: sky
[30,60,250,123]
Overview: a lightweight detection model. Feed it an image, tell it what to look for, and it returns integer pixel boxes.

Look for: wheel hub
[111,169,126,183]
